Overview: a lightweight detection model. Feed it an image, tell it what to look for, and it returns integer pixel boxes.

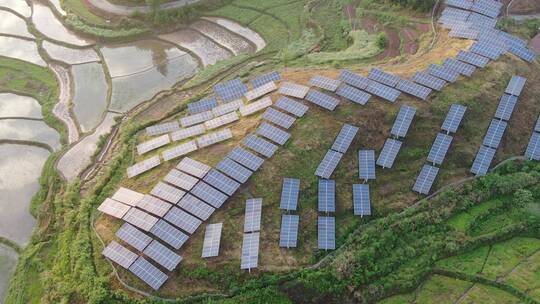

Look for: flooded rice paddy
[0,119,60,150]
[42,41,100,65]
[72,62,109,132]
[0,36,45,66]
[0,10,33,38]
[0,94,42,119]
[0,244,18,303]
[0,0,31,18]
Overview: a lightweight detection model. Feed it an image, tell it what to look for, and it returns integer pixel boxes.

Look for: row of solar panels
[525,116,540,161]
[471,76,526,176]
[315,124,359,179]
[377,105,417,170]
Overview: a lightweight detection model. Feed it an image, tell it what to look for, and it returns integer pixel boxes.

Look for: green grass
[230,0,296,10]
[182,54,250,89]
[62,0,111,27]
[447,199,503,232]
[248,14,290,51]
[307,30,381,63]
[436,245,490,275]
[462,284,521,303]
[378,292,415,304]
[481,237,540,280]
[415,275,472,304]
[266,1,305,41]
[504,251,540,301]
[208,5,261,25]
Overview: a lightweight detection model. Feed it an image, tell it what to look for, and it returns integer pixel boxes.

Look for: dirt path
[86,0,201,16]
[50,63,79,144]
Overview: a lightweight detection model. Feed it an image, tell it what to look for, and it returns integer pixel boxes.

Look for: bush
[376,32,389,49]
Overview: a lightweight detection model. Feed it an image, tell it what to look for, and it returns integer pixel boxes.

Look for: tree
[511,189,533,209]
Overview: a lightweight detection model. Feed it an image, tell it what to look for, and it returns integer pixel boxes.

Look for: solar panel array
[127,156,160,178]
[171,124,206,142]
[177,157,211,178]
[505,75,527,97]
[262,108,296,129]
[332,124,359,153]
[244,82,277,101]
[239,96,273,117]
[427,64,460,82]
[391,105,417,138]
[376,139,402,169]
[150,219,189,250]
[164,207,202,234]
[456,50,489,68]
[339,70,370,90]
[212,99,244,117]
[525,131,540,161]
[180,111,214,128]
[482,119,507,149]
[164,169,198,191]
[274,97,309,117]
[279,215,299,248]
[336,84,371,105]
[413,165,440,195]
[203,169,240,196]
[444,58,477,77]
[227,147,264,171]
[368,68,402,87]
[427,133,453,165]
[244,198,262,233]
[318,179,336,213]
[177,194,215,220]
[509,45,536,63]
[191,181,228,208]
[280,178,300,211]
[471,145,496,176]
[309,75,341,92]
[98,198,131,219]
[442,104,467,133]
[136,195,171,217]
[318,216,335,250]
[112,187,144,206]
[188,96,218,114]
[396,79,432,100]
[146,121,180,136]
[128,256,168,290]
[412,72,446,91]
[161,141,198,162]
[256,122,290,145]
[240,232,260,270]
[494,94,518,121]
[469,42,503,60]
[151,182,185,204]
[315,150,343,179]
[365,81,401,102]
[116,223,152,251]
[305,90,340,111]
[196,129,233,148]
[216,157,253,183]
[102,240,138,269]
[352,184,371,216]
[359,150,376,180]
[143,240,182,271]
[204,112,239,130]
[251,71,281,88]
[278,82,310,99]
[201,223,223,258]
[123,208,159,232]
[213,78,248,102]
[243,134,278,158]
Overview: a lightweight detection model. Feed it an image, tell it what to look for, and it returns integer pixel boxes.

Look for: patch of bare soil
[508,0,540,15]
[401,24,430,56]
[360,16,401,59]
[530,34,540,53]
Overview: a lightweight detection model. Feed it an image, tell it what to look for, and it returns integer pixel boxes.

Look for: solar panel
[469,42,504,60]
[262,108,296,129]
[128,257,168,290]
[123,208,159,232]
[318,179,336,213]
[413,164,440,195]
[251,71,281,88]
[411,72,446,91]
[116,223,152,251]
[318,216,335,250]
[163,169,199,191]
[483,119,507,149]
[358,150,376,180]
[443,58,476,77]
[180,111,214,128]
[196,129,233,148]
[336,84,372,105]
[240,232,260,270]
[201,223,223,258]
[352,184,371,216]
[509,45,536,63]
[102,241,138,269]
[244,198,262,233]
[278,82,310,99]
[188,96,218,114]
[396,79,432,100]
[213,78,248,102]
[243,134,278,158]
[456,50,490,68]
[309,75,341,92]
[216,157,253,183]
[535,116,540,133]
[427,64,460,82]
[315,150,343,179]
[339,70,370,90]
[239,96,273,116]
[150,219,189,249]
[151,182,186,204]
[162,140,198,162]
[368,68,401,87]
[525,132,540,161]
[449,27,479,40]
[331,124,359,153]
[203,169,240,196]
[256,122,290,145]
[376,138,402,169]
[244,82,277,101]
[279,215,299,248]
[146,121,180,136]
[427,133,453,165]
[98,198,131,219]
[305,90,340,111]
[211,99,244,117]
[471,1,500,18]
[190,181,228,208]
[177,193,215,221]
[445,0,473,10]
[170,125,206,142]
[227,147,264,171]
[127,156,160,178]
[111,187,144,207]
[365,81,401,102]
[136,195,172,217]
[204,112,239,130]
[177,157,211,178]
[494,94,518,121]
[391,105,417,138]
[143,240,183,271]
[505,75,527,97]
[274,96,309,117]
[470,145,496,176]
[164,206,202,234]
[279,178,300,211]
[441,104,467,133]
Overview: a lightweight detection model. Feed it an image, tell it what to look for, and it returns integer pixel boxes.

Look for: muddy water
[0,244,18,303]
[72,62,108,132]
[0,93,42,119]
[0,0,31,18]
[0,10,33,38]
[0,119,61,150]
[0,36,46,66]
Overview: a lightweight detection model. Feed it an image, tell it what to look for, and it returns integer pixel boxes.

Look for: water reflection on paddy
[0,244,18,302]
[0,36,46,66]
[42,41,100,65]
[72,62,108,132]
[0,119,60,150]
[0,93,42,119]
[0,10,33,38]
[0,0,31,18]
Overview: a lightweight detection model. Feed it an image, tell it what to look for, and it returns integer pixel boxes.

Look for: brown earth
[507,0,540,15]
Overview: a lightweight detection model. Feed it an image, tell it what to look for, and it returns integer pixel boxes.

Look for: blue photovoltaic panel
[203,169,240,196]
[470,42,504,60]
[116,223,152,252]
[274,97,309,117]
[309,75,341,92]
[483,119,507,149]
[352,184,371,216]
[391,105,417,138]
[164,207,202,234]
[427,64,460,82]
[331,124,359,153]
[456,50,490,68]
[244,198,262,233]
[188,96,218,114]
[442,104,467,133]
[315,150,343,179]
[279,215,299,248]
[445,0,473,10]
[336,84,371,105]
[102,241,138,269]
[318,216,335,250]
[128,257,168,290]
[427,133,453,165]
[376,138,402,169]
[216,157,253,183]
[213,78,248,102]
[250,71,281,88]
[318,179,335,213]
[365,81,401,102]
[339,70,370,90]
[505,75,527,97]
[494,94,518,121]
[412,72,446,91]
[143,240,183,271]
[243,134,278,158]
[190,181,228,208]
[509,45,536,63]
[177,194,215,221]
[150,219,189,250]
[368,68,402,87]
[413,165,439,195]
[443,58,476,77]
[201,223,222,258]
[471,1,500,18]
[280,178,300,211]
[535,116,540,133]
[262,108,296,129]
[227,147,264,171]
[256,122,290,145]
[240,232,259,269]
[396,79,432,100]
[525,132,540,161]
[358,150,376,180]
[305,90,340,111]
[470,145,496,176]
[467,12,497,28]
